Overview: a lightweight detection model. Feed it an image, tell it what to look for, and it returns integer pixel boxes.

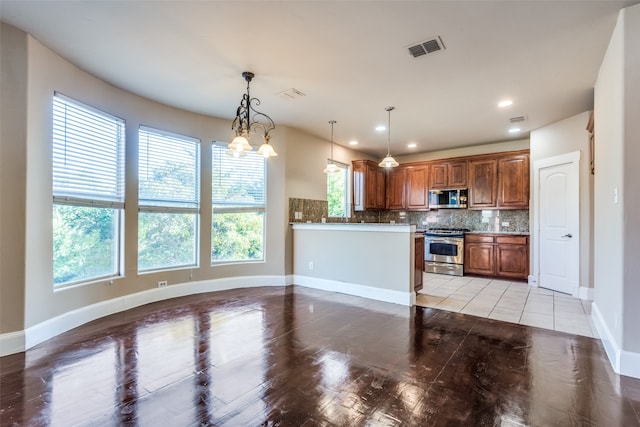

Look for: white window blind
[212,144,265,211]
[52,93,125,207]
[138,126,200,212]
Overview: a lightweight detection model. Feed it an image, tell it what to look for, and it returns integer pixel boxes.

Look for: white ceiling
[1,1,637,157]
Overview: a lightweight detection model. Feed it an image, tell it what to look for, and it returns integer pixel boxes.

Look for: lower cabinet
[464,234,529,280]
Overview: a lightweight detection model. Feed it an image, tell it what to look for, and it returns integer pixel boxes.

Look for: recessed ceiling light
[375,125,386,131]
[498,100,513,108]
[508,127,521,133]
[349,140,358,145]
[407,143,417,148]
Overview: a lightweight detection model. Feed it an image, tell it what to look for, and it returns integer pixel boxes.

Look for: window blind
[139,126,200,212]
[212,144,265,211]
[52,93,125,207]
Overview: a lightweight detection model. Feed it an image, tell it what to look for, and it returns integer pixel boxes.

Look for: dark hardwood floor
[1,285,639,426]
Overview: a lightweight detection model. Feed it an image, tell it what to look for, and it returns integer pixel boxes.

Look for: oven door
[424,237,463,265]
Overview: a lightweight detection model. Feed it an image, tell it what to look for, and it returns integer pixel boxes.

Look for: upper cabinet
[352,150,528,212]
[468,159,498,209]
[430,160,467,189]
[385,166,406,210]
[468,151,529,210]
[353,160,385,211]
[497,154,529,209]
[385,164,429,211]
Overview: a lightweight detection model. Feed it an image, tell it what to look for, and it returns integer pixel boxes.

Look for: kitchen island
[292,223,418,306]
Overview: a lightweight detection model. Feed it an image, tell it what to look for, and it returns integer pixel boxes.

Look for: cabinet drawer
[465,234,494,243]
[496,235,528,245]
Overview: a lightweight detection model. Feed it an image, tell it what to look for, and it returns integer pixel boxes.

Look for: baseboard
[1,275,287,357]
[528,275,538,287]
[293,274,413,306]
[0,330,25,357]
[591,302,640,379]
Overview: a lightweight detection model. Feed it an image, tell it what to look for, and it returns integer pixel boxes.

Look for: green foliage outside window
[138,212,197,271]
[212,212,264,262]
[53,205,117,285]
[327,167,347,217]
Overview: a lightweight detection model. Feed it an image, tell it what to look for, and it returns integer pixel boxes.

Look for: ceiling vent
[407,36,446,58]
[275,88,306,100]
[509,115,527,123]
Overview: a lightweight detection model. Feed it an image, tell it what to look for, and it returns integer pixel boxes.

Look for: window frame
[51,92,126,288]
[326,159,351,218]
[137,126,201,273]
[211,143,266,265]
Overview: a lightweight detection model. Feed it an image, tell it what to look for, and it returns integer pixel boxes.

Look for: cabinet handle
[561,233,573,238]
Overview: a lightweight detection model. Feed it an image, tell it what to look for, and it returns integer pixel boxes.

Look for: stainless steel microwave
[428,188,468,209]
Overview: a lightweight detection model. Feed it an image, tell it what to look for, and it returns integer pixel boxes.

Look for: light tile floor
[417,273,599,338]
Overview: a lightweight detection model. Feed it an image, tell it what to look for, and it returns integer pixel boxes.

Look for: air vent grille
[509,115,527,123]
[408,36,445,58]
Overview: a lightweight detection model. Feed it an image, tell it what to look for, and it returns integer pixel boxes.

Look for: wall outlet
[501,221,510,227]
[294,211,302,220]
[308,261,314,271]
[157,280,168,288]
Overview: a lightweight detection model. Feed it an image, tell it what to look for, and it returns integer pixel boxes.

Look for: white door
[537,155,580,295]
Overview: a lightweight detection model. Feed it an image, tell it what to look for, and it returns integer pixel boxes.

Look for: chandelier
[379,106,399,168]
[229,71,278,158]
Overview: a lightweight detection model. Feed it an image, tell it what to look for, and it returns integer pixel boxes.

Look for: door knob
[562,233,573,238]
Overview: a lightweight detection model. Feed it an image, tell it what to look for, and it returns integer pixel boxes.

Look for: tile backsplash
[289,197,529,233]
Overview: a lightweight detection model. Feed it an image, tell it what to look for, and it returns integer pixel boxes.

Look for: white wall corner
[528,275,539,287]
[0,330,26,357]
[285,274,295,285]
[579,286,594,301]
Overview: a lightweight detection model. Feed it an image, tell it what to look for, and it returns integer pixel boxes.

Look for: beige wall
[594,4,640,353]
[530,112,593,289]
[7,28,288,332]
[0,23,28,333]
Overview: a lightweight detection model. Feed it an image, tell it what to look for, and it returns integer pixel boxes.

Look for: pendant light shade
[379,106,399,168]
[324,120,341,174]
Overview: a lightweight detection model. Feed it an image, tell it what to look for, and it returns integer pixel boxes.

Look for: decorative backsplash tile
[289,197,529,232]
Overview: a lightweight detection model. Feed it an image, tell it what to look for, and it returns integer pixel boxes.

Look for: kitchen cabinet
[497,154,529,209]
[468,151,529,210]
[385,166,406,210]
[406,165,429,210]
[464,233,529,280]
[430,160,467,189]
[384,164,429,211]
[468,159,497,209]
[414,234,424,292]
[353,160,385,211]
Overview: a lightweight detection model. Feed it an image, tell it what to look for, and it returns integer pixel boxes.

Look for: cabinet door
[386,167,406,210]
[498,154,529,209]
[468,159,497,208]
[374,167,386,209]
[406,165,429,210]
[352,161,365,211]
[496,243,528,279]
[465,242,495,275]
[449,161,467,187]
[430,163,448,189]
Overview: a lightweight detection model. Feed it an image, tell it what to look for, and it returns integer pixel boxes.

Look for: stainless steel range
[423,228,469,276]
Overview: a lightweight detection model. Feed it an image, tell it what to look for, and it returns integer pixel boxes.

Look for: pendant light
[379,106,399,168]
[324,120,340,174]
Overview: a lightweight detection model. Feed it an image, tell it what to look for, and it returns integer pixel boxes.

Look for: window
[211,144,265,263]
[52,93,125,286]
[327,161,349,217]
[138,127,200,271]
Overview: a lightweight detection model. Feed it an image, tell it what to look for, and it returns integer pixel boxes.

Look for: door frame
[531,151,581,296]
